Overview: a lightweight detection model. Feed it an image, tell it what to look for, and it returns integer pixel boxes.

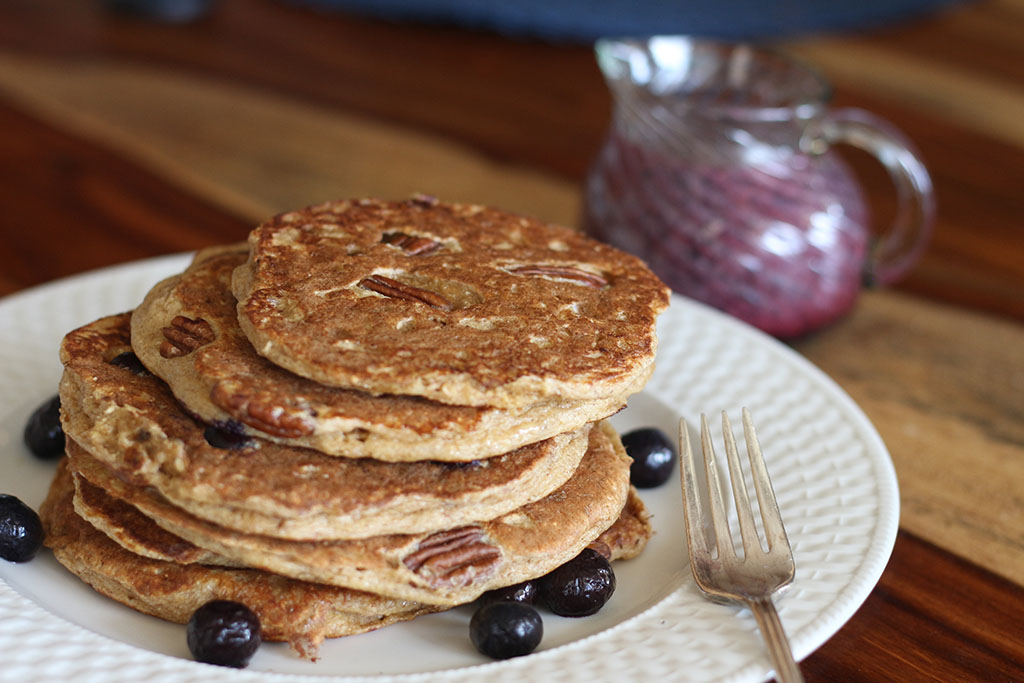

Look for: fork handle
[746,596,804,683]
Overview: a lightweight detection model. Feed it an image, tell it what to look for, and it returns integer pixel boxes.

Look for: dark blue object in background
[104,0,215,22]
[285,0,964,41]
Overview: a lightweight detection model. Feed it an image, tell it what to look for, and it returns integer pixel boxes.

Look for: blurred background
[1,1,1023,680]
[3,0,1020,324]
[107,0,965,40]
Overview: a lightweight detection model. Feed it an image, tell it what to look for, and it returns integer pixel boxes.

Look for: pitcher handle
[802,108,936,285]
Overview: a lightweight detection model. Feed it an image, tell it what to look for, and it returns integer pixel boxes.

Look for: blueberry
[109,351,151,376]
[203,422,252,450]
[469,601,543,660]
[0,495,45,563]
[442,459,482,471]
[480,580,537,606]
[538,548,615,617]
[23,395,65,460]
[186,600,261,668]
[621,427,676,488]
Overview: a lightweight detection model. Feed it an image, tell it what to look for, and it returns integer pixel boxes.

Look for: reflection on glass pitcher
[584,37,935,338]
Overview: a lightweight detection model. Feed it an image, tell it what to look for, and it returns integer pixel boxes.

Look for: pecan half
[403,526,502,588]
[210,381,315,439]
[507,265,608,288]
[382,232,441,256]
[359,275,453,311]
[408,193,439,207]
[160,316,215,358]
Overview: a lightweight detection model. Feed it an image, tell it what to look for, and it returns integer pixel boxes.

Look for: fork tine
[700,413,736,559]
[721,411,762,556]
[678,418,711,560]
[742,407,792,553]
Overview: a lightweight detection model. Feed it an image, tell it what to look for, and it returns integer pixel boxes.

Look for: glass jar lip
[596,36,833,123]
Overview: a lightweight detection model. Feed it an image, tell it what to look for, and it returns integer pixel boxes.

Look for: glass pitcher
[583,37,935,338]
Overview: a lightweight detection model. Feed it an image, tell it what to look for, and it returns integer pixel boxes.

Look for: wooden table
[1,0,1022,680]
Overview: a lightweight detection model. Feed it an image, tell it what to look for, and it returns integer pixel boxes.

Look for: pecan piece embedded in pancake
[210,380,315,438]
[381,232,441,256]
[359,275,453,311]
[160,316,214,358]
[403,526,502,588]
[506,264,609,288]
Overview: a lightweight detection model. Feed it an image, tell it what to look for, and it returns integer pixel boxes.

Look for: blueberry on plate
[0,494,45,563]
[621,427,676,488]
[479,579,538,606]
[186,600,262,668]
[470,601,543,660]
[23,395,65,460]
[538,548,615,617]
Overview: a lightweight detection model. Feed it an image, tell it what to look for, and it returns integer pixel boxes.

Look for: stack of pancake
[40,197,671,659]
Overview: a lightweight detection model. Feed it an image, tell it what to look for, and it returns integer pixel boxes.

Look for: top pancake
[232,197,670,408]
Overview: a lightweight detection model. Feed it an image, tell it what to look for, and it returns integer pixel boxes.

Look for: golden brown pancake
[41,460,440,660]
[232,197,669,408]
[130,245,645,461]
[60,313,592,541]
[71,464,236,567]
[71,456,651,572]
[67,421,634,606]
[72,454,651,573]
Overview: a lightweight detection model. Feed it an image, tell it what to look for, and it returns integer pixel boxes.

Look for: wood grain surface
[801,532,1024,682]
[1,0,1022,680]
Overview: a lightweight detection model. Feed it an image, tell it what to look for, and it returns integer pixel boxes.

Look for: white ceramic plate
[0,255,898,683]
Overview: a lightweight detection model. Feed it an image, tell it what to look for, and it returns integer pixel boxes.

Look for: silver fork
[679,408,804,683]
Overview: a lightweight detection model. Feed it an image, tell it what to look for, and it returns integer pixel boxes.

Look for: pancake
[40,460,440,660]
[67,421,633,606]
[588,484,652,563]
[232,197,669,408]
[59,313,591,541]
[72,464,651,571]
[71,463,236,567]
[130,245,644,461]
